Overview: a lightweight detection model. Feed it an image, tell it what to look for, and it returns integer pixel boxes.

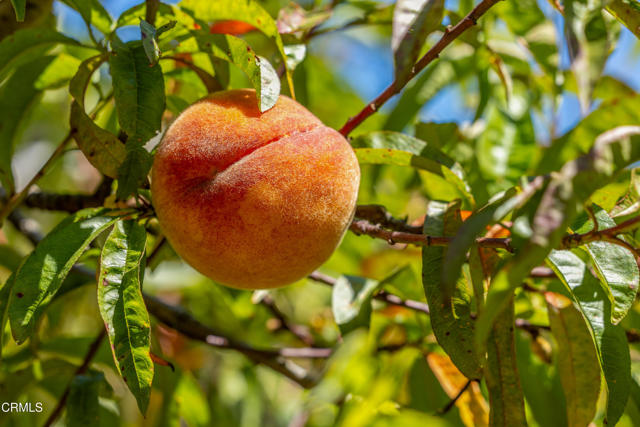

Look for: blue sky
[54,0,640,141]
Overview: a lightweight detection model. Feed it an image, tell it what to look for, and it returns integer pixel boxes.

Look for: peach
[151,89,360,289]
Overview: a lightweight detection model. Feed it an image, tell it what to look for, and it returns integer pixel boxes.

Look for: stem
[350,219,513,251]
[143,294,325,388]
[339,0,503,136]
[145,0,160,26]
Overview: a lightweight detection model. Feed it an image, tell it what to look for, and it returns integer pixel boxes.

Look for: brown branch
[349,218,513,251]
[529,266,555,278]
[22,178,113,212]
[308,271,431,314]
[260,294,315,345]
[339,0,503,136]
[143,294,328,388]
[43,329,106,427]
[561,214,640,250]
[145,0,159,26]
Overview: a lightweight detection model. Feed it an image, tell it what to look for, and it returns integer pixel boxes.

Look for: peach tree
[1,0,640,426]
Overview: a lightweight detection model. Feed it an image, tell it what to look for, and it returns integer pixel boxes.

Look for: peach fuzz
[151,89,360,289]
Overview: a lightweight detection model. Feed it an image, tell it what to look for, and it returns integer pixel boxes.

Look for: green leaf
[442,187,519,294]
[484,298,526,427]
[115,146,153,200]
[564,0,611,111]
[10,0,25,22]
[196,34,280,112]
[414,122,459,150]
[477,132,640,361]
[547,249,631,425]
[69,54,104,105]
[69,54,126,178]
[537,96,640,174]
[59,0,113,35]
[34,53,82,90]
[66,370,105,427]
[352,131,474,206]
[109,41,164,198]
[139,19,161,65]
[495,0,546,36]
[476,104,537,183]
[572,205,640,324]
[332,275,380,335]
[167,373,211,426]
[98,219,153,414]
[109,41,165,144]
[607,0,640,39]
[0,55,55,194]
[422,200,481,379]
[545,292,601,427]
[70,102,127,179]
[116,3,175,28]
[515,330,568,427]
[392,0,444,85]
[384,59,459,131]
[8,208,125,343]
[0,28,80,78]
[180,0,294,96]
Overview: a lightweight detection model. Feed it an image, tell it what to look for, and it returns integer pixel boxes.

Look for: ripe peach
[151,89,360,289]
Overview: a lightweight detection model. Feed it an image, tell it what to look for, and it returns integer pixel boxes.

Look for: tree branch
[145,0,160,26]
[339,0,503,136]
[22,178,113,212]
[349,218,514,251]
[561,214,640,249]
[260,294,315,345]
[143,294,328,388]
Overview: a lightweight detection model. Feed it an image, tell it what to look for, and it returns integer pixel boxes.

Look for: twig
[438,379,472,414]
[308,271,431,314]
[143,294,327,388]
[561,215,640,249]
[145,0,160,26]
[529,266,555,278]
[339,0,503,136]
[261,294,315,345]
[349,219,513,251]
[22,178,113,212]
[43,330,106,427]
